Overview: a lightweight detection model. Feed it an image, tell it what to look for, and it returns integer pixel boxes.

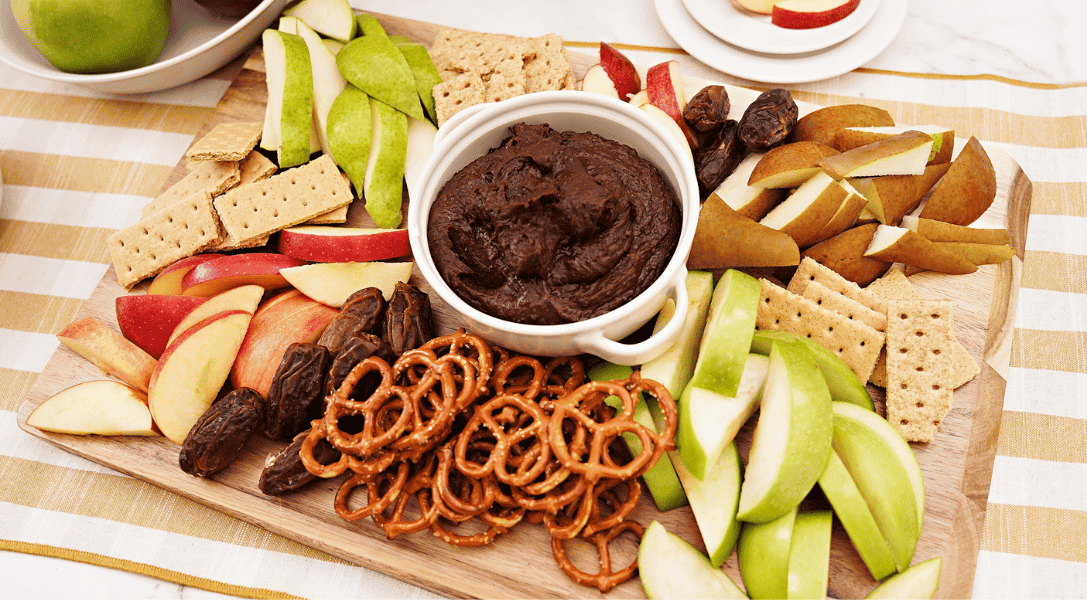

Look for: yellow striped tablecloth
[2,6,1086,599]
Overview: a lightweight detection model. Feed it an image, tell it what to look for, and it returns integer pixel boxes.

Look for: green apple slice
[640,270,716,401]
[292,18,347,157]
[588,362,688,512]
[818,450,897,581]
[688,269,760,398]
[674,442,742,567]
[326,85,371,198]
[337,35,426,122]
[261,29,314,168]
[283,0,357,42]
[394,41,442,125]
[737,341,833,523]
[639,521,748,600]
[738,507,797,600]
[363,100,408,229]
[404,117,438,200]
[865,556,942,599]
[751,329,874,410]
[677,353,769,481]
[832,401,923,572]
[786,510,833,600]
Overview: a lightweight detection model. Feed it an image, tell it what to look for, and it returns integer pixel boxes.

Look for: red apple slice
[116,294,207,359]
[166,284,265,348]
[599,42,641,100]
[180,252,306,298]
[772,0,861,29]
[277,225,410,263]
[580,64,621,100]
[146,253,222,295]
[646,60,698,149]
[57,317,158,393]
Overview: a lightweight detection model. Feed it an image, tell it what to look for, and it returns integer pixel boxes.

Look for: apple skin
[148,309,253,444]
[116,294,207,359]
[57,316,157,393]
[772,0,861,29]
[646,60,698,149]
[818,450,898,581]
[229,289,338,398]
[14,0,171,74]
[639,521,748,600]
[26,380,157,436]
[166,284,264,349]
[277,225,410,263]
[737,341,833,524]
[738,507,796,600]
[180,252,306,298]
[146,254,222,296]
[598,42,641,100]
[787,510,833,599]
[732,0,779,14]
[866,556,942,599]
[674,442,742,567]
[580,64,621,100]
[688,269,761,398]
[750,329,874,410]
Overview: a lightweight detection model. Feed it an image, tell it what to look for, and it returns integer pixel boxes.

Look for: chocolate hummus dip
[427,122,682,325]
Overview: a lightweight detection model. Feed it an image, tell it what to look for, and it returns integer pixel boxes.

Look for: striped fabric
[2,31,1086,600]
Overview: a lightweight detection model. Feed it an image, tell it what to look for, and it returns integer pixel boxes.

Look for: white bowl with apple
[407,91,701,366]
[0,0,287,94]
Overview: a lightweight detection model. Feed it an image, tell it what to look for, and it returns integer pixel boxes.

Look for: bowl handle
[574,274,690,367]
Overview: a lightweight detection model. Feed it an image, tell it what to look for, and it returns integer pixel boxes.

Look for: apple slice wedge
[866,556,942,599]
[674,442,742,567]
[750,329,874,410]
[580,64,621,99]
[166,284,264,348]
[116,294,207,359]
[146,253,221,295]
[57,317,157,393]
[639,521,748,600]
[786,510,834,599]
[645,60,697,149]
[277,225,410,263]
[687,268,761,397]
[180,252,305,298]
[737,507,797,600]
[772,0,861,29]
[280,261,413,307]
[818,450,898,581]
[27,380,157,436]
[599,42,641,100]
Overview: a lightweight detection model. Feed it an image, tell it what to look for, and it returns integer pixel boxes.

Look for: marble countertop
[2,0,1084,598]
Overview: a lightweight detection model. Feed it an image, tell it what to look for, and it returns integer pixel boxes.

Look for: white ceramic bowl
[408,91,700,366]
[0,0,286,94]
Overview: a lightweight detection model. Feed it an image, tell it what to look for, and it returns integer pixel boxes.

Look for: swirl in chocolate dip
[427,122,682,326]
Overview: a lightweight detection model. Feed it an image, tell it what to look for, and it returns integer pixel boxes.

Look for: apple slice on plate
[772,0,861,29]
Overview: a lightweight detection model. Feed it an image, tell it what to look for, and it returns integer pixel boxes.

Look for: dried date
[317,287,386,354]
[684,85,731,134]
[694,119,744,196]
[326,333,397,399]
[264,343,332,441]
[258,432,340,496]
[179,388,265,477]
[383,282,433,355]
[737,88,798,151]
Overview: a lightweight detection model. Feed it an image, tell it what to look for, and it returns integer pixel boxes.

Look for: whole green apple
[13,0,172,74]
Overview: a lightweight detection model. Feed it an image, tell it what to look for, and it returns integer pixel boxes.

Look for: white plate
[681,0,880,55]
[0,0,287,95]
[656,0,907,84]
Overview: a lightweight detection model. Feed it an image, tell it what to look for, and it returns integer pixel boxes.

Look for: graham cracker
[796,279,887,332]
[185,121,263,162]
[109,190,223,289]
[790,256,887,316]
[756,279,884,383]
[434,71,486,126]
[212,154,352,246]
[305,204,349,225]
[484,56,527,102]
[884,299,955,442]
[523,34,572,93]
[238,150,278,185]
[142,160,240,218]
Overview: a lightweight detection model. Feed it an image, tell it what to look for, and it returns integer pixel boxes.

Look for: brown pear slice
[709,153,786,221]
[794,104,895,146]
[932,241,1016,265]
[759,171,848,248]
[834,125,955,165]
[688,192,800,269]
[819,130,935,179]
[747,141,839,189]
[806,180,869,247]
[864,225,978,275]
[851,163,949,226]
[917,137,996,226]
[900,215,1011,245]
[801,223,891,286]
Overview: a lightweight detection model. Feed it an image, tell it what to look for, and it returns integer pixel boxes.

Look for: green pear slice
[738,507,797,600]
[640,269,716,400]
[404,117,437,200]
[356,12,387,37]
[260,29,314,168]
[292,18,346,157]
[750,329,874,410]
[787,510,833,600]
[364,99,408,228]
[337,35,426,122]
[677,353,769,481]
[687,268,760,397]
[639,521,748,600]
[674,443,742,567]
[737,341,833,523]
[283,0,357,42]
[326,84,371,198]
[395,41,442,125]
[818,450,898,581]
[832,401,923,572]
[865,556,942,599]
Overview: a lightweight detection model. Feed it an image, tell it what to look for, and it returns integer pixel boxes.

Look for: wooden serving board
[17,12,1032,600]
